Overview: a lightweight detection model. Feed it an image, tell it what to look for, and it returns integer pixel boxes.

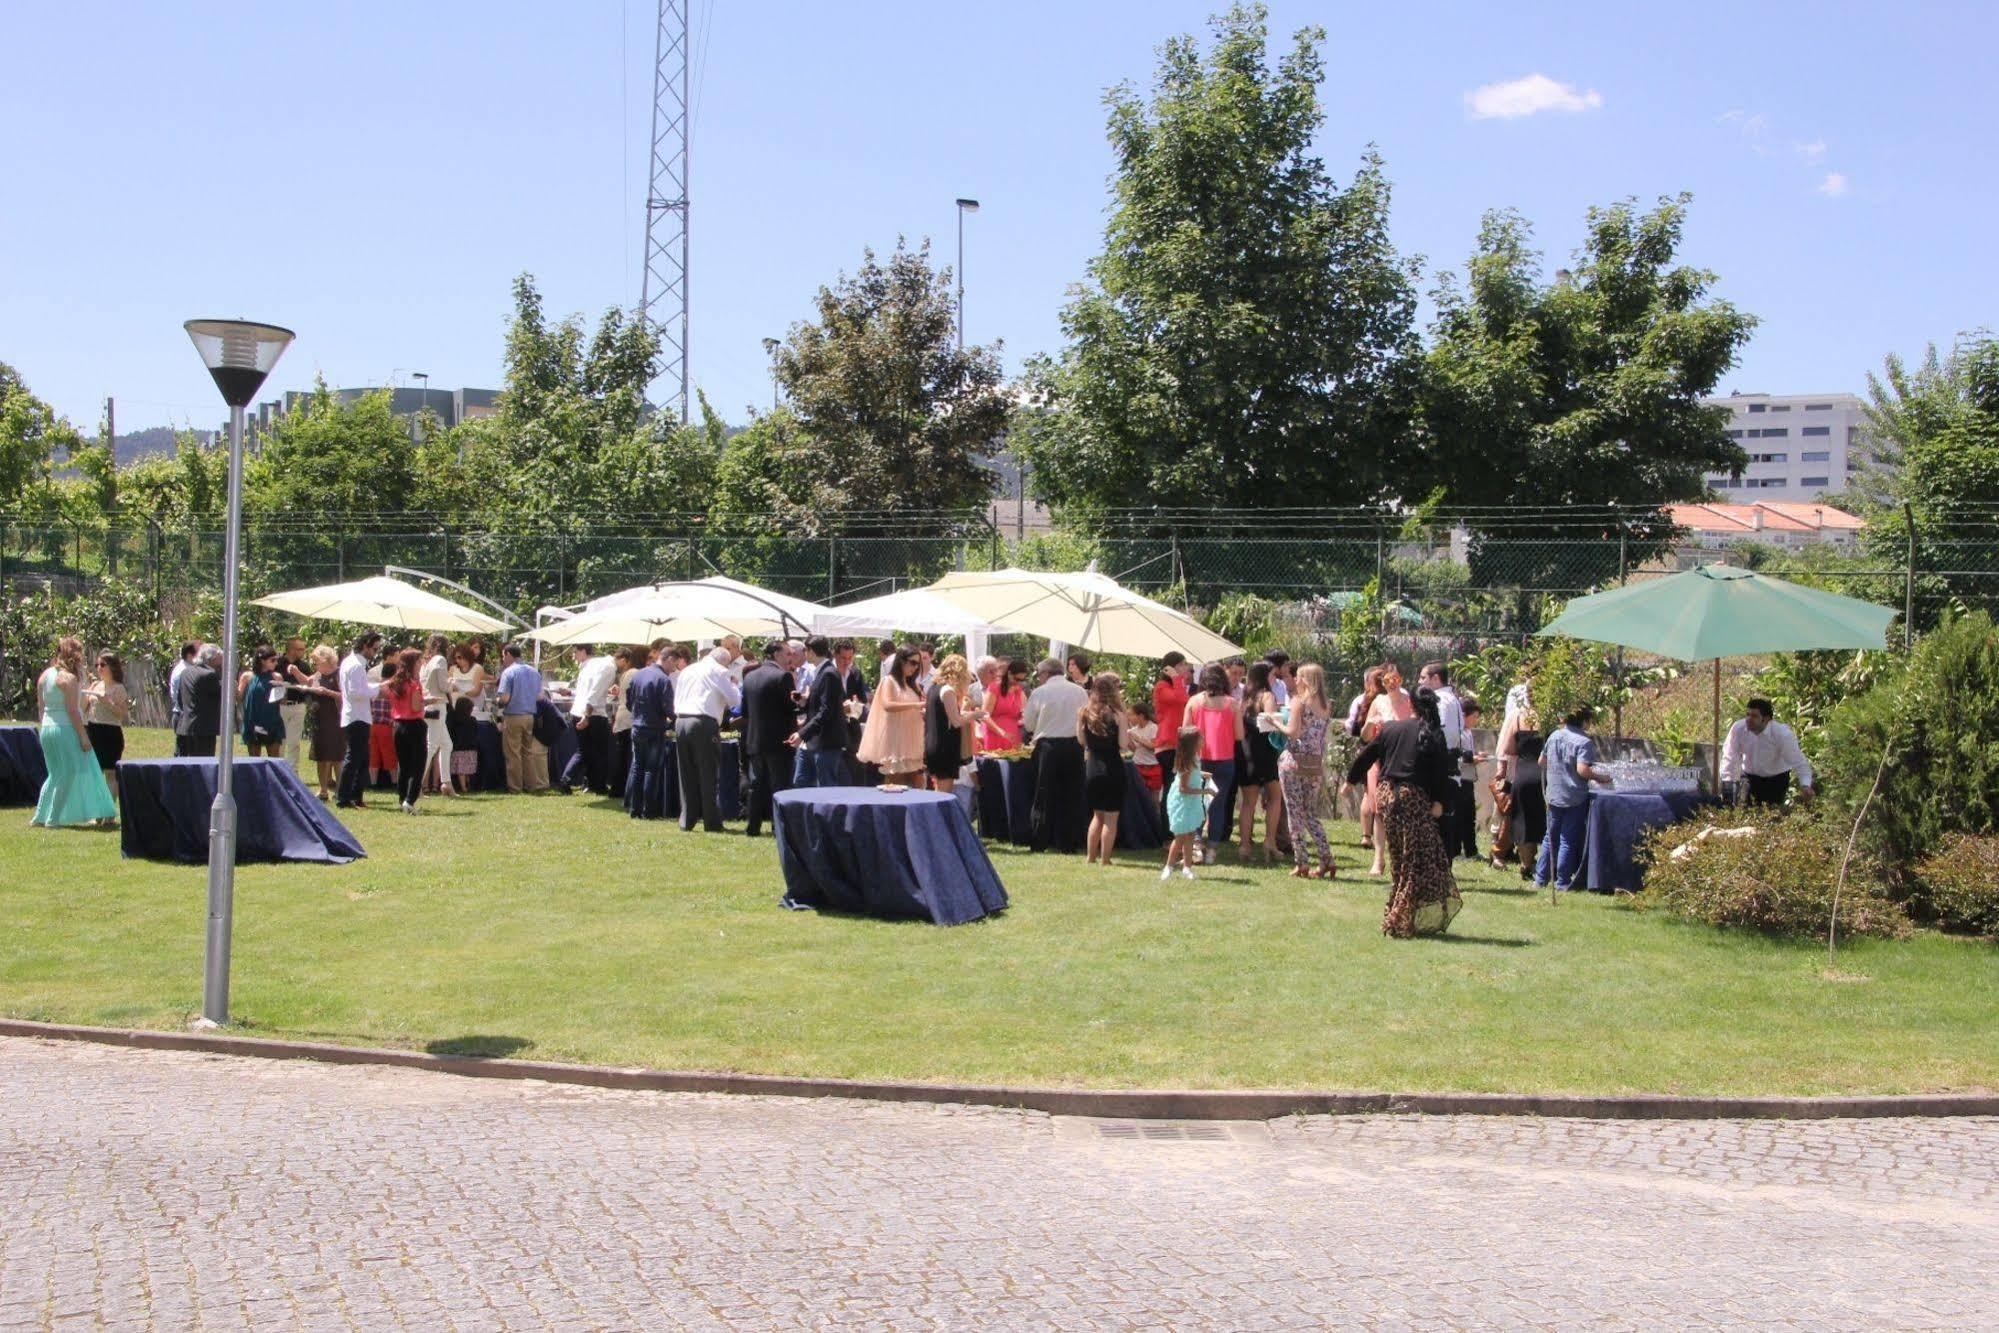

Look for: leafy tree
[760,239,1007,531]
[0,362,82,509]
[1419,198,1755,590]
[1017,3,1419,522]
[243,381,419,521]
[1853,341,1972,510]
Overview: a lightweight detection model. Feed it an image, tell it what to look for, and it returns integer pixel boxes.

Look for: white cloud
[1465,74,1603,120]
[1817,171,1850,197]
[1795,138,1827,161]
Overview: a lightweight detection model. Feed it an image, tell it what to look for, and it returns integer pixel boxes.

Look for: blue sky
[4,1,1994,436]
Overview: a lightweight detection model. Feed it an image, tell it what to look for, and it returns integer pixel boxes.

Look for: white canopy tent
[811,587,1005,664]
[921,567,1241,661]
[250,570,516,634]
[528,576,827,648]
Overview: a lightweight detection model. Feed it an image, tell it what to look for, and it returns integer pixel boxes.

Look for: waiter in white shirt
[1019,658,1090,853]
[1419,661,1474,856]
[334,631,385,809]
[569,643,620,796]
[1722,697,1814,807]
[673,638,744,832]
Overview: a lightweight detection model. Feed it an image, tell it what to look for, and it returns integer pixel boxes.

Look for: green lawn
[3,727,1993,1096]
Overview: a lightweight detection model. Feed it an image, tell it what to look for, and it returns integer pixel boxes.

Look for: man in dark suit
[739,640,799,836]
[624,646,676,820]
[174,643,223,757]
[790,636,851,789]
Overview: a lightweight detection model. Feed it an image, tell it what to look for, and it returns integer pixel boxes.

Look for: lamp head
[761,338,780,355]
[184,319,294,407]
[955,198,980,213]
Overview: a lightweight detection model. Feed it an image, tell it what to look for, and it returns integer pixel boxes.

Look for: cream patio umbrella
[528,577,825,647]
[921,567,1242,660]
[250,573,512,634]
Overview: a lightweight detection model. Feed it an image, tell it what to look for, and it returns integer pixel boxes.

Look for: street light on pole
[412,370,430,442]
[182,317,294,1029]
[953,198,979,351]
[761,337,780,412]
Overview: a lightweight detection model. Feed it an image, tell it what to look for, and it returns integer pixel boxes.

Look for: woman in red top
[384,648,429,814]
[1151,651,1191,770]
[979,657,1029,750]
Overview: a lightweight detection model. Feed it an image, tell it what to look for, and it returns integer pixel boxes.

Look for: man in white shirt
[1020,659,1090,853]
[1722,697,1815,807]
[167,642,197,733]
[335,631,384,809]
[569,643,620,796]
[673,639,744,832]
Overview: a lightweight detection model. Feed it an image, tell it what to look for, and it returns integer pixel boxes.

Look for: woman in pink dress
[978,657,1028,750]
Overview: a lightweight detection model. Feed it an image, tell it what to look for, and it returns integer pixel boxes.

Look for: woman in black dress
[1237,661,1283,863]
[1077,672,1131,868]
[922,653,982,794]
[1495,703,1546,877]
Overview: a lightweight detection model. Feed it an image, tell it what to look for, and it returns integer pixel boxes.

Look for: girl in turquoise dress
[34,636,118,829]
[1161,726,1215,881]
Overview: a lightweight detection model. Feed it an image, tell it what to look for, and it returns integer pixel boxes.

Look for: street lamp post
[761,337,780,412]
[953,198,979,352]
[182,318,295,1029]
[412,370,430,442]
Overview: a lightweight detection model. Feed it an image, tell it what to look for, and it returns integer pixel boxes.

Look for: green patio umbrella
[1535,564,1897,787]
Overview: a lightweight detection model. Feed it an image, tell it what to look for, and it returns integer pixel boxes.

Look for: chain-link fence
[4,508,1996,647]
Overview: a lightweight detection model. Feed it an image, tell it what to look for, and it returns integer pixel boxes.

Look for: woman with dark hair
[1183,663,1244,861]
[80,651,133,803]
[1236,661,1282,863]
[383,647,429,813]
[609,646,639,800]
[857,644,926,786]
[240,645,287,758]
[1077,672,1131,867]
[33,637,117,829]
[979,657,1029,750]
[1151,652,1191,771]
[1347,685,1461,937]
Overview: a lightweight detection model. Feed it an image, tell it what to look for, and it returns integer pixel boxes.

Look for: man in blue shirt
[494,643,549,792]
[1534,704,1613,891]
[623,647,676,819]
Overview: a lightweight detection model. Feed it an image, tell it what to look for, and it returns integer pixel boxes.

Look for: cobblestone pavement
[3,1037,1995,1330]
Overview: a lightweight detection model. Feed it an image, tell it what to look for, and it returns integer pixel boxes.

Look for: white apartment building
[1701,391,1870,502]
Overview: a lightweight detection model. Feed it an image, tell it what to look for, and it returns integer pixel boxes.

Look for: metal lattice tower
[639,0,690,424]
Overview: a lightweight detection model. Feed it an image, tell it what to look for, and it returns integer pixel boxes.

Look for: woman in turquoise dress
[34,636,118,829]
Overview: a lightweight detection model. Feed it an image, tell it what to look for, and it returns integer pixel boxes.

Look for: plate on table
[877,783,909,794]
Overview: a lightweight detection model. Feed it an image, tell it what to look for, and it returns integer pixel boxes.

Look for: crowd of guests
[24,618,1825,942]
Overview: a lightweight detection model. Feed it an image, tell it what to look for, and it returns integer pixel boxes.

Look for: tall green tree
[0,362,82,510]
[243,381,419,521]
[1017,3,1420,521]
[752,239,1007,532]
[1855,339,1980,511]
[1419,197,1755,586]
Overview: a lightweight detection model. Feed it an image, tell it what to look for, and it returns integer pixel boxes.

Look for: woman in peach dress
[856,644,926,785]
[1362,662,1414,877]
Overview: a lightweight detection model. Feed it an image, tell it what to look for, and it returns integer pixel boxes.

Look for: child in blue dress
[1162,727,1215,881]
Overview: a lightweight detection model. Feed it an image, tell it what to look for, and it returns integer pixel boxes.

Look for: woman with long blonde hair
[1272,663,1336,879]
[32,636,117,829]
[922,653,983,795]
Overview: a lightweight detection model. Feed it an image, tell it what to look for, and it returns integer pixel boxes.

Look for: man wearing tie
[740,640,799,836]
[791,636,851,789]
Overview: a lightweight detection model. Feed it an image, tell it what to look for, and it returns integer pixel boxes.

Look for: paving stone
[1,1035,1994,1329]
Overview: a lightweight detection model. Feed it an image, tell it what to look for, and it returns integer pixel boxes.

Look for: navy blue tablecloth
[974,755,1162,850]
[622,736,742,819]
[0,724,48,806]
[117,757,366,864]
[1584,790,1711,892]
[773,787,1008,925]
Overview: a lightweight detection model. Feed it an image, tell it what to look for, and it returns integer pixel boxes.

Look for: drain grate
[1095,1121,1231,1142]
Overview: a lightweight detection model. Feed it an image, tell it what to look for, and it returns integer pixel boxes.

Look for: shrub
[1914,835,1999,938]
[1816,611,1999,881]
[1639,808,1909,940]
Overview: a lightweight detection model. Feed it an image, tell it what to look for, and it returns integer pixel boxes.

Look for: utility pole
[103,396,117,574]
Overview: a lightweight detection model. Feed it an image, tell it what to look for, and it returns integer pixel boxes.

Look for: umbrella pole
[1711,658,1721,796]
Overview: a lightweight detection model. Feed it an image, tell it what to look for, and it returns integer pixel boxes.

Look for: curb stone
[3,1018,1995,1120]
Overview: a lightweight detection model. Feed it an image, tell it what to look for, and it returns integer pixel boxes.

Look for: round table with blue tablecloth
[772,787,1008,925]
[975,754,1162,850]
[117,757,366,864]
[0,724,50,806]
[1583,789,1714,892]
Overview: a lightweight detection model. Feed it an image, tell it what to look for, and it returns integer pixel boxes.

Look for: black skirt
[1244,729,1280,785]
[85,722,124,770]
[1084,730,1126,812]
[923,684,964,779]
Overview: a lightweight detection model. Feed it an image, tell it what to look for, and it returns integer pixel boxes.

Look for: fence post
[1375,520,1387,636]
[557,532,567,600]
[1903,501,1917,650]
[826,529,837,601]
[1614,513,1628,752]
